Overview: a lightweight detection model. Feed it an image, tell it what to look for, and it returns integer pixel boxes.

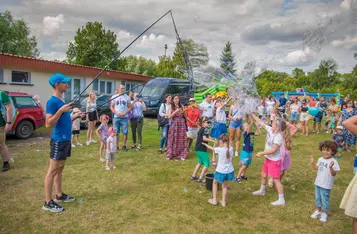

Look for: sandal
[219,201,227,207]
[190,175,198,180]
[208,199,218,206]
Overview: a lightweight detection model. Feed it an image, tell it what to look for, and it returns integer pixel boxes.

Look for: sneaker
[271,199,285,206]
[190,175,198,180]
[319,212,328,223]
[164,148,167,152]
[158,149,163,154]
[122,146,127,151]
[252,190,265,196]
[77,143,83,146]
[136,145,141,151]
[235,151,239,157]
[1,162,10,172]
[71,144,76,148]
[91,140,97,143]
[198,178,204,183]
[234,177,242,183]
[111,165,117,169]
[54,193,76,203]
[86,141,91,146]
[42,200,64,213]
[241,176,248,180]
[311,210,322,219]
[105,166,110,171]
[131,145,137,149]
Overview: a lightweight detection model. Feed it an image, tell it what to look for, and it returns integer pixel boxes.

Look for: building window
[94,80,113,94]
[126,83,143,93]
[11,71,31,84]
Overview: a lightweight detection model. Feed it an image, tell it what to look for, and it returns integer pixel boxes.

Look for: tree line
[1,11,357,99]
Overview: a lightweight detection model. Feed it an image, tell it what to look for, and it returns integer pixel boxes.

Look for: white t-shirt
[106,136,117,153]
[266,100,275,110]
[214,147,234,174]
[264,125,283,161]
[290,103,299,113]
[215,107,226,123]
[111,94,131,118]
[257,105,265,115]
[315,157,340,189]
[200,100,214,118]
[231,105,244,119]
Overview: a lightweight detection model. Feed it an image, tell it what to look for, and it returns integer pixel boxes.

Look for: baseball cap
[49,73,71,87]
[336,126,343,130]
[189,98,195,102]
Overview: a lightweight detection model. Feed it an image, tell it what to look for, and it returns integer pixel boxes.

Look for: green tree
[157,56,181,78]
[172,39,209,78]
[0,11,39,57]
[220,41,236,74]
[310,58,339,91]
[66,22,119,69]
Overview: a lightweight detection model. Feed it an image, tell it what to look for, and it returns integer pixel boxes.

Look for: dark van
[140,77,193,115]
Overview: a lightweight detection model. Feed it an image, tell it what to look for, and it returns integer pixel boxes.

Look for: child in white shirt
[105,127,117,171]
[202,134,234,207]
[210,97,231,139]
[310,140,340,223]
[70,108,85,147]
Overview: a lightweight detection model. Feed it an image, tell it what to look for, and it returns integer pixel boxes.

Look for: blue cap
[49,73,71,86]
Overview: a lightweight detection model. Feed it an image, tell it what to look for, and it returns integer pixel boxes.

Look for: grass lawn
[0,118,355,233]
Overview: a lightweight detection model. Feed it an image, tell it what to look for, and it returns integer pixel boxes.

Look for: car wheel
[15,120,34,139]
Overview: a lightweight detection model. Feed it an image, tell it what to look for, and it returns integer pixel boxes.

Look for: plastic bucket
[205,173,214,191]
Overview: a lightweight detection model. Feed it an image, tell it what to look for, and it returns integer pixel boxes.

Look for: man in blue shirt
[278,94,287,113]
[43,73,84,213]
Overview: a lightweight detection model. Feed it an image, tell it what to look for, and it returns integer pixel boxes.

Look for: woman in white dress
[265,96,276,124]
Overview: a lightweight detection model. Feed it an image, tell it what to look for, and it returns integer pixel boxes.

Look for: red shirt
[185,106,200,128]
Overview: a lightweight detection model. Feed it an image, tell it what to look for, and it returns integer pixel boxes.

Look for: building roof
[0,53,152,82]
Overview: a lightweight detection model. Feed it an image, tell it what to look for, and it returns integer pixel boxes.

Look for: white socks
[260,184,266,192]
[279,194,285,201]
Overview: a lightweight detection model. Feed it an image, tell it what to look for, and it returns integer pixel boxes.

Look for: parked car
[6,91,45,139]
[72,94,112,129]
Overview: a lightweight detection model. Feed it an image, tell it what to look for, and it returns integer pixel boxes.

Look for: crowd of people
[0,73,356,232]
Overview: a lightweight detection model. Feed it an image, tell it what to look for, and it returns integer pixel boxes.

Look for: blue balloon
[308,107,319,117]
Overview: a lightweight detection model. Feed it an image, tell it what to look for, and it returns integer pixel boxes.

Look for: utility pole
[164,44,167,57]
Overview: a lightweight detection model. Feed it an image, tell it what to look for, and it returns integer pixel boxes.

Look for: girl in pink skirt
[280,123,295,180]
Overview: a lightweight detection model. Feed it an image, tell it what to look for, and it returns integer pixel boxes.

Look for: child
[328,113,336,134]
[250,112,287,206]
[333,126,344,159]
[235,119,256,183]
[96,115,109,162]
[210,98,231,139]
[191,117,216,183]
[280,121,293,181]
[105,127,117,171]
[202,134,234,207]
[310,141,340,223]
[71,108,84,147]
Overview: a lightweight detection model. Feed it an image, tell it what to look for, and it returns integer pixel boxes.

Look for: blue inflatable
[308,107,320,117]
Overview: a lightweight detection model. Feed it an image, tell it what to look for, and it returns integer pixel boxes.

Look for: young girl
[105,127,117,171]
[71,108,83,147]
[328,113,337,134]
[202,134,234,207]
[235,118,256,183]
[280,120,293,181]
[210,98,230,139]
[250,112,287,206]
[191,117,216,183]
[310,141,340,223]
[96,114,109,162]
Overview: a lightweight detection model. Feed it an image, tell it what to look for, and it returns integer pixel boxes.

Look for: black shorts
[88,110,97,121]
[50,140,71,160]
[72,130,80,135]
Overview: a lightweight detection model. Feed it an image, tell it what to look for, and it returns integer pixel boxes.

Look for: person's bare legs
[305,120,309,136]
[353,218,357,234]
[222,181,228,206]
[75,135,80,145]
[86,122,92,142]
[192,164,201,177]
[261,172,267,186]
[99,143,105,160]
[187,138,193,151]
[116,134,119,149]
[300,121,305,135]
[54,161,65,197]
[0,143,10,162]
[123,135,127,147]
[44,159,64,203]
[229,128,235,148]
[199,166,208,180]
[212,179,218,202]
[235,129,242,153]
[313,122,317,133]
[280,170,285,181]
[236,165,247,179]
[274,178,284,194]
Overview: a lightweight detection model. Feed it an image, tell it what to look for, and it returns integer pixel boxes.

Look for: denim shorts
[229,120,243,129]
[113,117,128,135]
[315,185,331,212]
[290,112,298,121]
[314,113,323,123]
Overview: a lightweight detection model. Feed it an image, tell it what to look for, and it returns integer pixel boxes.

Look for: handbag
[158,103,169,127]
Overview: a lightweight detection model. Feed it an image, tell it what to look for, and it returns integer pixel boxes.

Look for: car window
[13,96,38,108]
[97,96,108,106]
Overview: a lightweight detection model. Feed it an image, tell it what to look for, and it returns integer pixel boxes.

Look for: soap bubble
[184,188,188,193]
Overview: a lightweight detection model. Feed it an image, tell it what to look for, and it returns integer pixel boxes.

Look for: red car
[6,91,45,139]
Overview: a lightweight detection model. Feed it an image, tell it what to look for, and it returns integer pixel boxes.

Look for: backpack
[0,91,18,124]
[157,103,169,128]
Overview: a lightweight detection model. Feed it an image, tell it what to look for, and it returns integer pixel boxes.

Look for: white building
[0,53,151,107]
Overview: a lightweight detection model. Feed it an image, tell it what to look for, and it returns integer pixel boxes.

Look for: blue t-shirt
[242,131,255,152]
[46,96,72,142]
[279,98,287,107]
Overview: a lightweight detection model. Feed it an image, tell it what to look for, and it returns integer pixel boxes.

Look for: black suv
[72,95,112,129]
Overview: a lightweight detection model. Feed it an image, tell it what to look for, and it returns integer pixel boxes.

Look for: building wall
[0,66,145,109]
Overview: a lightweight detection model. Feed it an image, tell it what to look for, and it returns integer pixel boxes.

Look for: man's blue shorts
[113,117,129,135]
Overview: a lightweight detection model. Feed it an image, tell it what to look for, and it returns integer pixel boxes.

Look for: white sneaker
[311,210,322,219]
[319,213,328,223]
[71,144,76,148]
[252,190,265,196]
[271,199,285,206]
[235,151,239,157]
[105,166,110,171]
[91,140,97,143]
[111,165,117,169]
[77,143,83,146]
[86,141,91,146]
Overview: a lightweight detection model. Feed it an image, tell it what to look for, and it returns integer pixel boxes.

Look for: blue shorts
[210,122,227,139]
[214,171,235,183]
[314,112,323,123]
[240,150,252,166]
[229,120,243,129]
[290,112,298,121]
[113,117,128,135]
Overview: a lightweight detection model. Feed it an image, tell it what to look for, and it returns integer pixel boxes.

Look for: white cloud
[117,30,132,40]
[340,0,352,10]
[279,48,314,66]
[331,35,357,49]
[41,51,66,61]
[42,14,65,36]
[137,33,167,49]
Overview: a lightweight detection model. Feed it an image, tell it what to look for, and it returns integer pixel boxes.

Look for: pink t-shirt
[72,117,80,131]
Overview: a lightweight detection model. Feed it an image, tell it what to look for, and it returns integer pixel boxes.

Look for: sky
[1,0,357,74]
